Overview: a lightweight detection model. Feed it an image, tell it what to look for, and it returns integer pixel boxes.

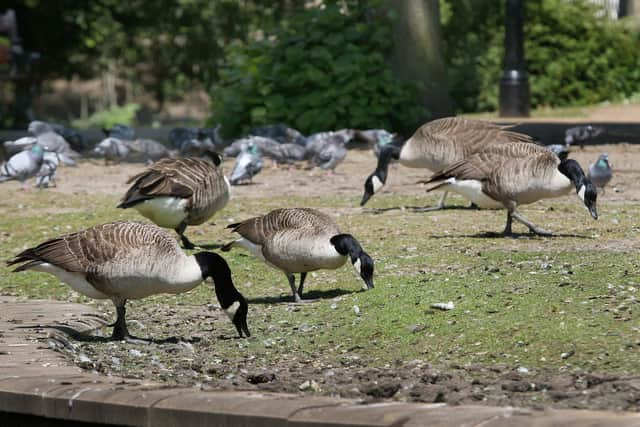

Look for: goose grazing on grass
[118,156,230,249]
[7,221,250,340]
[422,142,598,236]
[588,153,612,193]
[360,117,534,209]
[222,208,374,302]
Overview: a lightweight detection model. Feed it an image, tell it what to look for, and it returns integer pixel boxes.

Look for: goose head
[361,171,386,206]
[330,234,374,290]
[194,252,250,337]
[559,159,598,220]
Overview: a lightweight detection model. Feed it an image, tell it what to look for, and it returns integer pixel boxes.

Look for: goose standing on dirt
[222,208,374,302]
[0,144,44,189]
[588,153,612,192]
[118,156,230,249]
[7,221,249,340]
[422,142,598,236]
[360,117,534,209]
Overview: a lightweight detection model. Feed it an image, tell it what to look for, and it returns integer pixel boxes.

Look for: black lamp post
[499,0,530,117]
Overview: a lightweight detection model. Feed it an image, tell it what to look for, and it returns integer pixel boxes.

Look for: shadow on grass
[426,231,593,239]
[42,324,202,344]
[363,204,478,214]
[248,288,356,305]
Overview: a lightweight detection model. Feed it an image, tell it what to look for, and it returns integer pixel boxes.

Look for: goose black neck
[330,234,363,262]
[558,159,587,192]
[194,252,242,307]
[375,144,401,181]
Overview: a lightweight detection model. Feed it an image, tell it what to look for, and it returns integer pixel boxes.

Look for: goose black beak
[589,205,598,220]
[233,306,250,338]
[360,191,372,206]
[364,277,374,290]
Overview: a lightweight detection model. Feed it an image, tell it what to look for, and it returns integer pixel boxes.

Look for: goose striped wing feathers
[227,208,338,245]
[8,222,180,273]
[119,158,224,207]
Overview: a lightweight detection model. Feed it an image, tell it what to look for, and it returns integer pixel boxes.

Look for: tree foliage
[441,0,640,113]
[210,1,426,137]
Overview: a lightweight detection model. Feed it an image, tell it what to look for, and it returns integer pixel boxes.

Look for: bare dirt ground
[4,141,640,412]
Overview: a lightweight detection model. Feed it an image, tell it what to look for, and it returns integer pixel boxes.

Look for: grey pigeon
[311,140,347,173]
[354,129,398,157]
[178,137,218,158]
[4,136,37,156]
[565,125,603,149]
[49,123,89,152]
[588,153,612,192]
[250,124,306,146]
[0,144,44,189]
[123,139,171,162]
[305,129,355,160]
[267,143,306,165]
[36,151,59,188]
[169,125,225,153]
[229,144,263,185]
[224,136,280,158]
[93,137,130,164]
[28,121,79,164]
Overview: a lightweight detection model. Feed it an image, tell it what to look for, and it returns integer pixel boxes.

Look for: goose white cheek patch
[372,175,384,193]
[224,301,241,320]
[578,185,586,202]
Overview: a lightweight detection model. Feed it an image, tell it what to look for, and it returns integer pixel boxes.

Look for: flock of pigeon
[4,117,613,341]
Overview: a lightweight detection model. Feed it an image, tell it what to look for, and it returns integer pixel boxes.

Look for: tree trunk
[388,0,451,120]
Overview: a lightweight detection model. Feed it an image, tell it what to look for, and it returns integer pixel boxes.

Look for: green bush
[72,103,140,130]
[209,1,425,137]
[442,0,640,113]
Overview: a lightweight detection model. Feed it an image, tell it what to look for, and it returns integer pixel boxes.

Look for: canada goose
[118,156,230,249]
[422,142,598,236]
[588,153,613,193]
[0,144,44,189]
[360,117,534,209]
[229,144,264,185]
[7,221,250,340]
[221,208,374,302]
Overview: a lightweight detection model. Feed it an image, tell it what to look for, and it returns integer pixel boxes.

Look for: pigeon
[0,144,44,189]
[103,124,136,141]
[229,144,263,185]
[565,125,603,150]
[28,121,79,164]
[4,136,37,156]
[50,123,89,152]
[354,129,398,157]
[93,137,131,164]
[304,129,355,160]
[35,151,59,188]
[311,140,347,173]
[169,125,225,153]
[223,136,279,158]
[265,143,306,165]
[178,137,218,158]
[250,124,306,146]
[123,139,171,162]
[588,153,612,192]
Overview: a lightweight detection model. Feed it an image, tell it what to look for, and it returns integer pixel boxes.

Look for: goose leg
[502,211,514,236]
[111,301,130,340]
[175,222,196,249]
[298,272,307,297]
[412,191,448,212]
[286,273,303,302]
[511,211,554,236]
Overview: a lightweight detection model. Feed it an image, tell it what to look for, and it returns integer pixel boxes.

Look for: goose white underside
[440,179,503,209]
[231,238,266,261]
[29,259,203,300]
[134,197,189,229]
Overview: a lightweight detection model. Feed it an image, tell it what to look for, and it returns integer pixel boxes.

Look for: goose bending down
[221,208,374,302]
[7,221,250,340]
[360,117,534,209]
[118,156,230,249]
[422,142,598,236]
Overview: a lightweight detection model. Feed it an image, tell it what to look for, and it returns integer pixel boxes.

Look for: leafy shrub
[210,1,425,137]
[442,0,640,113]
[72,103,140,129]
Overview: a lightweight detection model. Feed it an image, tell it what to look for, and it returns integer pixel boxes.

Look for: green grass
[1,187,638,376]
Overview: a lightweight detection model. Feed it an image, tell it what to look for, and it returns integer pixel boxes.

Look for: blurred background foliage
[3,0,640,133]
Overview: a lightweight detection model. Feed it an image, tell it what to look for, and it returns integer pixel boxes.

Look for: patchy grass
[1,184,638,382]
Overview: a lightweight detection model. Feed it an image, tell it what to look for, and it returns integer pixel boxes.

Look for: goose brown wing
[8,222,179,273]
[227,208,337,244]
